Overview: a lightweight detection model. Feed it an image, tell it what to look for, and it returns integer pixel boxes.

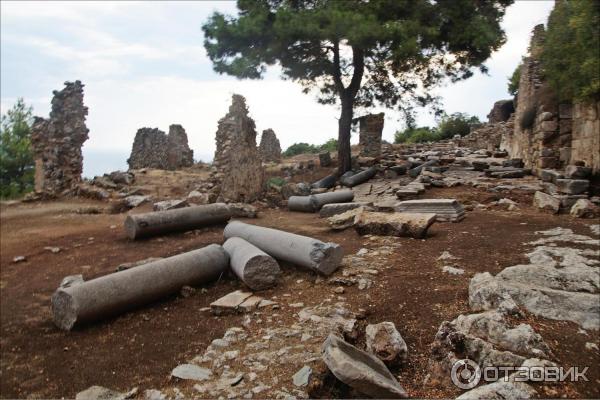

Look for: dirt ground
[1,185,599,399]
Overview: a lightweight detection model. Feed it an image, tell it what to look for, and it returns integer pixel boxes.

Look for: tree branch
[348,46,364,97]
[332,41,345,94]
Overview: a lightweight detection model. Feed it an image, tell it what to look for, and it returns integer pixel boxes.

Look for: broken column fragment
[223,237,281,290]
[51,244,229,330]
[288,190,355,212]
[223,221,343,275]
[166,124,194,169]
[311,174,337,189]
[30,80,89,196]
[124,203,256,239]
[258,128,282,163]
[354,211,436,238]
[212,95,264,202]
[340,167,378,187]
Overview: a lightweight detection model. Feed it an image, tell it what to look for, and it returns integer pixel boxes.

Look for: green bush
[394,127,440,144]
[520,105,537,130]
[318,138,338,153]
[541,0,600,102]
[282,138,337,157]
[0,98,34,199]
[508,62,522,97]
[267,176,286,188]
[437,113,480,140]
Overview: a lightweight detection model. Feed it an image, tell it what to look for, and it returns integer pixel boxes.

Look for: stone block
[537,157,558,169]
[539,169,563,183]
[533,191,560,214]
[556,179,589,195]
[564,165,592,179]
[559,147,572,164]
[559,104,573,119]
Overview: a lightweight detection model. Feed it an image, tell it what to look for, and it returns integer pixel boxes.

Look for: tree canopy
[203,0,512,172]
[0,98,34,198]
[541,0,600,102]
[394,112,480,144]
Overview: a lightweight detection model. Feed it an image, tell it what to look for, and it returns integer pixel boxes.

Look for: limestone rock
[210,290,254,315]
[322,334,407,398]
[394,199,465,222]
[365,322,408,365]
[319,202,372,218]
[354,211,436,239]
[570,199,598,218]
[358,113,384,158]
[533,191,560,214]
[75,386,135,400]
[328,207,365,230]
[153,199,188,212]
[455,380,537,400]
[556,179,589,195]
[171,364,212,381]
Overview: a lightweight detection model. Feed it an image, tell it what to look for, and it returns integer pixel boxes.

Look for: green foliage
[541,0,600,102]
[437,112,480,139]
[0,98,34,199]
[394,127,439,144]
[282,138,337,157]
[202,0,513,172]
[508,62,522,96]
[520,105,537,130]
[267,176,286,188]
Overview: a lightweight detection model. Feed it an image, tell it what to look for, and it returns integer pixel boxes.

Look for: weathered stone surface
[570,199,599,218]
[556,179,589,195]
[354,212,436,239]
[455,380,537,400]
[210,290,253,315]
[258,128,281,163]
[128,125,194,170]
[319,152,332,167]
[322,334,407,398]
[171,364,212,381]
[358,113,384,158]
[365,322,408,366]
[319,202,372,218]
[533,191,560,213]
[223,237,281,290]
[328,207,365,230]
[487,100,515,123]
[565,165,592,179]
[31,81,89,196]
[153,199,188,212]
[75,386,132,400]
[212,95,264,202]
[293,366,312,387]
[394,199,465,222]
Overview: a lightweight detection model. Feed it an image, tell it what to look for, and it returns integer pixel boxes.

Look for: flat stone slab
[322,334,407,398]
[210,290,253,315]
[319,202,372,218]
[292,365,312,387]
[171,364,212,381]
[153,199,188,212]
[394,199,465,222]
[75,386,130,400]
[354,211,436,239]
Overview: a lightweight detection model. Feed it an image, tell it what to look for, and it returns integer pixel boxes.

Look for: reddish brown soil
[1,186,599,399]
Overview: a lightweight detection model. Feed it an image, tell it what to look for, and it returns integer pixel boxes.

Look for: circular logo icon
[451,359,481,389]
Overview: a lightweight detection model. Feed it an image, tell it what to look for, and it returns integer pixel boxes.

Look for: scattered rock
[365,322,408,366]
[533,191,560,214]
[44,246,61,254]
[293,366,312,387]
[442,266,465,275]
[570,199,598,218]
[354,211,436,239]
[12,256,26,263]
[153,199,188,212]
[210,290,254,315]
[455,380,537,400]
[171,364,212,381]
[321,334,407,398]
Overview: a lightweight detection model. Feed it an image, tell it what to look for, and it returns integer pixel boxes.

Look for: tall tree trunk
[337,94,354,174]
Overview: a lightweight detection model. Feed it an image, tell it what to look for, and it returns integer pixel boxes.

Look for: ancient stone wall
[571,101,600,174]
[30,80,89,196]
[258,128,281,163]
[128,125,194,170]
[212,94,264,202]
[358,113,384,157]
[458,118,514,151]
[167,124,194,169]
[487,100,514,123]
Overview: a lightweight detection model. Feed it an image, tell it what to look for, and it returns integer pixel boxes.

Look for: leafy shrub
[508,62,522,97]
[437,113,480,140]
[282,138,337,157]
[394,127,440,144]
[267,176,286,188]
[520,105,537,130]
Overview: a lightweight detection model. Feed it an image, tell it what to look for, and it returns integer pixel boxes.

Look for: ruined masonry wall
[359,113,384,158]
[31,80,89,196]
[259,128,282,163]
[212,94,264,202]
[127,125,193,170]
[571,102,600,174]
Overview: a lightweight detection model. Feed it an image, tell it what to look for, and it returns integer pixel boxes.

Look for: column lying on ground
[311,174,336,189]
[223,221,343,275]
[340,167,377,187]
[408,160,437,178]
[125,203,255,239]
[288,190,354,212]
[223,237,281,290]
[52,244,229,330]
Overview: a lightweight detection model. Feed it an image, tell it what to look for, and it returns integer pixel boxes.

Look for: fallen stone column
[223,237,281,290]
[125,203,253,239]
[340,167,377,187]
[289,190,354,212]
[311,174,336,189]
[312,190,354,209]
[223,221,343,275]
[52,244,229,330]
[408,160,437,178]
[288,195,317,212]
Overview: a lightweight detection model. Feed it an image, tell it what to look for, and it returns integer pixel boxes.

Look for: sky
[0,1,554,177]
